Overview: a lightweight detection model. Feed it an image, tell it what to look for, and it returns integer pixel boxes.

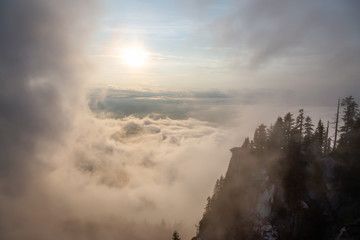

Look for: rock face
[335,219,360,240]
[193,147,360,240]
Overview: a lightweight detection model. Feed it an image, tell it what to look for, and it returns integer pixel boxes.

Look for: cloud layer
[0,2,232,237]
[1,112,232,239]
[0,0,357,239]
[210,0,360,67]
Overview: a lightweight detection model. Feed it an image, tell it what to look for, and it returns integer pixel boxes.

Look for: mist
[0,1,232,239]
[1,0,359,239]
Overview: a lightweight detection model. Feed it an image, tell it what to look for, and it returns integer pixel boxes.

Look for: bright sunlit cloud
[121,46,148,67]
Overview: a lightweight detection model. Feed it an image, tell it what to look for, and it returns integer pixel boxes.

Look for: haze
[0,0,359,239]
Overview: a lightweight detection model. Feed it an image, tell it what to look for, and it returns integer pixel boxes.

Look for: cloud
[0,2,234,230]
[0,1,236,238]
[89,87,300,123]
[1,110,233,239]
[0,0,355,239]
[0,0,97,194]
[208,0,360,67]
[179,0,360,104]
[56,115,231,217]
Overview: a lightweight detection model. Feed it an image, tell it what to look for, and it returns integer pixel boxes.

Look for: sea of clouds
[0,0,351,239]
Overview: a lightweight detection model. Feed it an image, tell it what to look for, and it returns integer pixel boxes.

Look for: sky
[90,0,234,88]
[90,0,360,99]
[0,0,359,239]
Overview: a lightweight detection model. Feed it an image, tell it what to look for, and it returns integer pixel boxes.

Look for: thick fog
[0,0,358,239]
[0,1,231,238]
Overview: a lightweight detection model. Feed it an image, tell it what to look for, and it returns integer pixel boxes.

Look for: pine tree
[253,124,267,151]
[295,109,305,143]
[241,137,250,149]
[324,121,330,154]
[340,96,359,134]
[284,112,295,146]
[213,179,221,199]
[334,98,340,150]
[303,116,314,148]
[250,140,254,149]
[326,137,332,154]
[204,196,212,214]
[211,176,225,201]
[268,117,285,150]
[314,120,325,154]
[339,96,360,150]
[267,124,274,139]
[172,231,181,240]
[219,175,225,188]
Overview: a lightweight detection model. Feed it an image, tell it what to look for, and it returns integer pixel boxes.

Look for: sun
[121,47,148,67]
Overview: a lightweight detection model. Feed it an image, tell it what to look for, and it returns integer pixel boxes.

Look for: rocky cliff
[193,146,360,240]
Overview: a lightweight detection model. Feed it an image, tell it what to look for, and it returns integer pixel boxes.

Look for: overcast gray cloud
[198,0,360,101]
[210,0,360,67]
[111,0,360,103]
[0,0,98,194]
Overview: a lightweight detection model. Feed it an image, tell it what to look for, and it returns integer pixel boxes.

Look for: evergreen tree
[194,99,360,240]
[340,96,359,134]
[334,98,340,150]
[338,96,360,151]
[304,116,314,138]
[268,117,285,150]
[213,178,222,199]
[253,124,267,151]
[267,124,274,140]
[314,120,325,154]
[172,231,181,240]
[219,175,225,188]
[284,112,295,146]
[355,114,360,129]
[303,116,314,148]
[241,137,250,149]
[324,121,330,154]
[204,196,212,214]
[249,140,254,149]
[326,137,332,154]
[295,109,305,142]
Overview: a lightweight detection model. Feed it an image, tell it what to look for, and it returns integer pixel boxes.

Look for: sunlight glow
[121,47,148,67]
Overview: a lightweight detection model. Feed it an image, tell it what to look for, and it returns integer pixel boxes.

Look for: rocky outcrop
[193,146,360,240]
[335,219,360,240]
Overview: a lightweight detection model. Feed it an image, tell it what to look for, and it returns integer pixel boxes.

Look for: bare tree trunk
[325,121,329,153]
[333,98,340,150]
